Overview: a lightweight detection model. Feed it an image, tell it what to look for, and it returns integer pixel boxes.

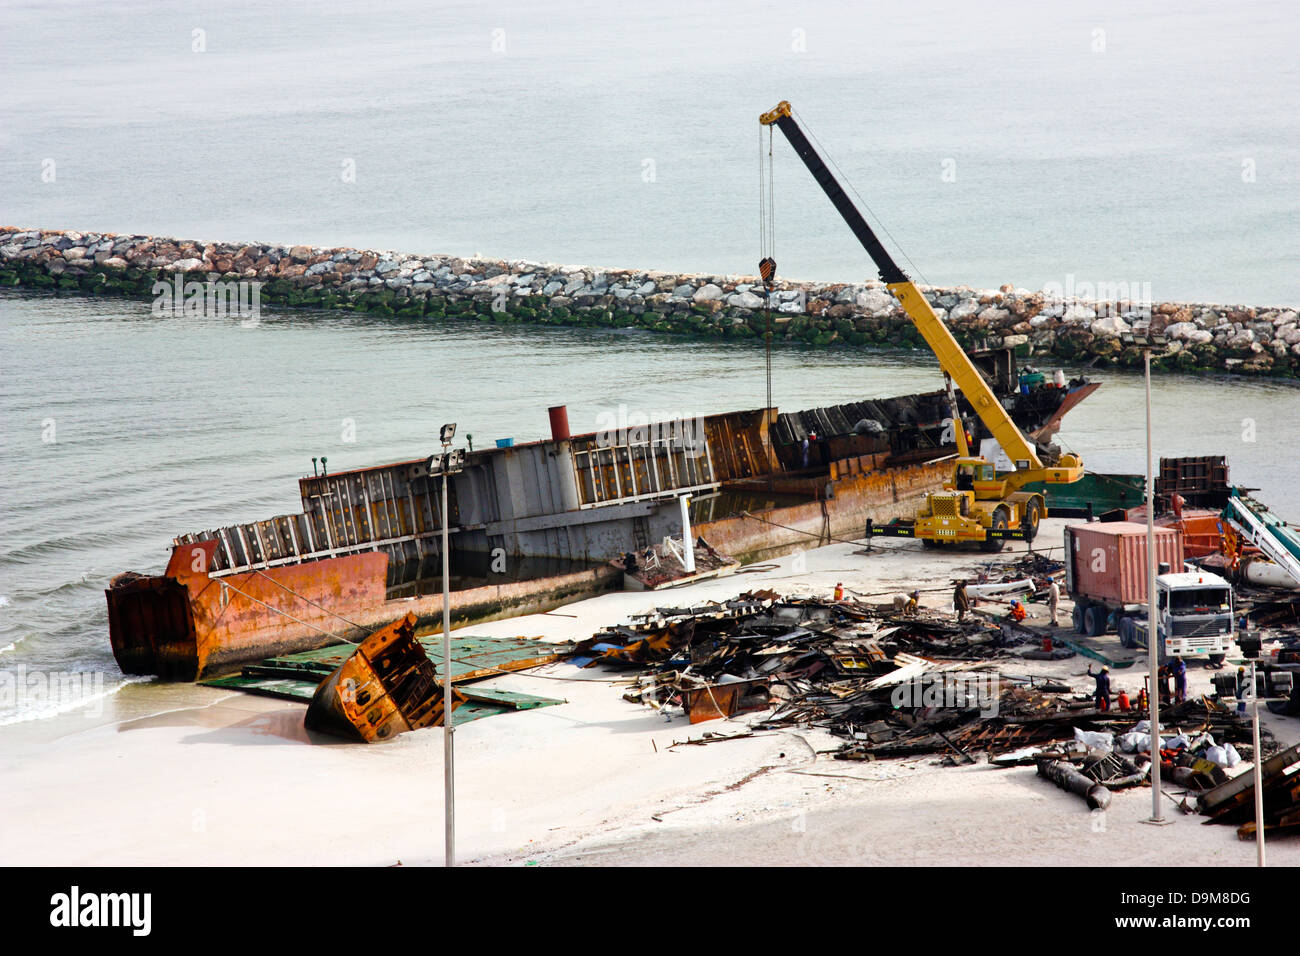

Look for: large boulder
[1090,315,1131,338]
[855,288,895,315]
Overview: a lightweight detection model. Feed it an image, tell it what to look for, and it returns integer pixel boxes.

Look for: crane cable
[759,125,776,456]
[790,105,932,290]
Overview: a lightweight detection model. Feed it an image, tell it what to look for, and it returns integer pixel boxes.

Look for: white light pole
[1141,344,1169,826]
[1251,659,1265,867]
[439,423,457,867]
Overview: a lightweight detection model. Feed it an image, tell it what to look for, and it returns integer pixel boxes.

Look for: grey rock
[1090,316,1131,337]
[949,299,980,321]
[728,291,764,309]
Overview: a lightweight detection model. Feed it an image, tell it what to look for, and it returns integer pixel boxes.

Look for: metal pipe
[679,494,695,573]
[442,456,454,867]
[547,405,571,442]
[1145,347,1164,823]
[1038,759,1112,810]
[1252,659,1265,867]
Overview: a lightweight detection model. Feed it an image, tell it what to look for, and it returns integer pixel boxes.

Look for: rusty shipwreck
[106,349,1097,680]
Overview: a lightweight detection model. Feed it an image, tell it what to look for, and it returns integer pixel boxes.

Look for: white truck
[1064,522,1233,665]
[1119,571,1234,666]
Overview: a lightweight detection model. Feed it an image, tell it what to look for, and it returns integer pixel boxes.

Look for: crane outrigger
[759,100,1083,551]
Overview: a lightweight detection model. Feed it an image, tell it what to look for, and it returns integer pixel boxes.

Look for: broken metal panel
[682,678,769,723]
[304,613,461,742]
[701,409,774,481]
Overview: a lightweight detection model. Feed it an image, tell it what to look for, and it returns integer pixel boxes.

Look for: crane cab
[915,457,1046,552]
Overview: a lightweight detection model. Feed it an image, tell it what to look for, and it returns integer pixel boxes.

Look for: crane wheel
[980,509,1009,553]
[1021,500,1042,541]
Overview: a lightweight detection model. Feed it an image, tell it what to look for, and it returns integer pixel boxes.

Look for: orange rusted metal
[682,679,769,723]
[1164,510,1226,559]
[696,458,952,563]
[304,612,465,743]
[108,542,617,681]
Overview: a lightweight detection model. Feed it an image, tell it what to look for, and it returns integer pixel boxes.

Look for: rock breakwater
[3,226,1297,377]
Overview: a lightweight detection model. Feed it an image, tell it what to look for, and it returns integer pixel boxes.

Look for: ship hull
[108,365,1093,680]
[106,457,951,679]
[108,542,619,680]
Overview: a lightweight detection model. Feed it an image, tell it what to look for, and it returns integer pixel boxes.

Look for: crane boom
[759,100,1066,480]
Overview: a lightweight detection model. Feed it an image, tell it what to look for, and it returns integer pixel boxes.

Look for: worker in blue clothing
[1086,664,1112,712]
[1236,666,1249,715]
[1171,656,1188,703]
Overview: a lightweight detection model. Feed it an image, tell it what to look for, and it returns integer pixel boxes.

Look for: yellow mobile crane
[759,101,1083,551]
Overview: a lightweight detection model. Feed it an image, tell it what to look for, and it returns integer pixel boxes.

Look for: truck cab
[1121,571,1234,665]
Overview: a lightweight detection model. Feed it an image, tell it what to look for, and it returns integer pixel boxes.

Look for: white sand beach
[4,520,1297,867]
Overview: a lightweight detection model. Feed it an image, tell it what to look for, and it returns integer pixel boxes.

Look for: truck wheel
[1072,602,1087,635]
[1208,654,1225,668]
[1021,500,1042,541]
[981,509,1009,553]
[1118,617,1137,649]
[1085,604,1108,637]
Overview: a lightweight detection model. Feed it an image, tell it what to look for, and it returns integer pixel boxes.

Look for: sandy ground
[4,517,1297,867]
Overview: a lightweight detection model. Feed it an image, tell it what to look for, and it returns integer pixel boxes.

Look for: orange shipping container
[1065,522,1184,607]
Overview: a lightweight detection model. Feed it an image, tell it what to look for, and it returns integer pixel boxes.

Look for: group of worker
[949,576,1060,626]
[1084,657,1191,713]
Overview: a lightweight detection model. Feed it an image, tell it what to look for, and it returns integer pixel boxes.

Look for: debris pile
[1198,741,1300,839]
[572,592,1281,794]
[570,591,1073,736]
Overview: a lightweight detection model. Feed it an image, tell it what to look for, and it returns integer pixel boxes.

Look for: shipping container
[1064,521,1184,607]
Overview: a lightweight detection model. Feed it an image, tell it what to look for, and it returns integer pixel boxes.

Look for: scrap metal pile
[571,592,1281,815]
[1198,741,1300,839]
[568,590,1071,734]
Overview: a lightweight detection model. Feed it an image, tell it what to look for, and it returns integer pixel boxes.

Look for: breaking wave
[0,673,154,727]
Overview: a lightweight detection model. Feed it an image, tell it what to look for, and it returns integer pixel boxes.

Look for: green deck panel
[201,671,564,719]
[241,633,570,684]
[455,685,567,709]
[1024,472,1145,515]
[199,633,570,724]
[1054,634,1140,669]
